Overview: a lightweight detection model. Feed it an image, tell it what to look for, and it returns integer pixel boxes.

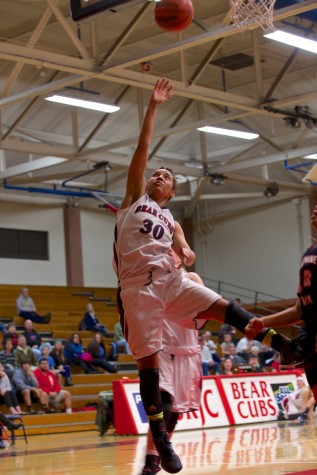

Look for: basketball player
[247,204,317,404]
[113,77,291,474]
[141,253,203,475]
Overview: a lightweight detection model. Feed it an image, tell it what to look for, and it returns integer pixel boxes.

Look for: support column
[64,206,84,286]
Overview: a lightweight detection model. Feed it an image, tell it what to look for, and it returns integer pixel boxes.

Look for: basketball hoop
[229,0,277,32]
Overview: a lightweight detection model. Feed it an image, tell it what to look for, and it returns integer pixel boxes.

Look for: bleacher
[0,284,299,435]
[0,284,138,435]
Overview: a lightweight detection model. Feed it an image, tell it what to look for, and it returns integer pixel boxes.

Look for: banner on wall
[113,371,301,435]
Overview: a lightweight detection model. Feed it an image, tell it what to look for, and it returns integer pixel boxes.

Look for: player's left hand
[245,317,264,339]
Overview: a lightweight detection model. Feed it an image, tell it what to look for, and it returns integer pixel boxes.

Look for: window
[0,228,49,260]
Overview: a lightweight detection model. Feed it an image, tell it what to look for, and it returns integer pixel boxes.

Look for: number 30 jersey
[114,193,175,280]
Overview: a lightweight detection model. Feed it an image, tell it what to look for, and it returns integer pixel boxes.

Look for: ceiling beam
[0,156,67,179]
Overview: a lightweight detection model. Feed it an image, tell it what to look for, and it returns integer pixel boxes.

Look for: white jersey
[114,194,175,280]
[160,320,201,412]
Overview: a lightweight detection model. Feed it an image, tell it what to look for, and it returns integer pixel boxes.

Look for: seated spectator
[220,333,234,358]
[63,333,98,374]
[2,323,19,348]
[279,376,316,422]
[0,362,23,415]
[40,345,59,373]
[204,331,218,353]
[227,344,244,366]
[236,336,253,362]
[220,357,234,375]
[50,341,73,387]
[16,288,51,324]
[248,354,264,373]
[0,339,17,380]
[12,361,47,414]
[199,335,219,376]
[112,316,130,357]
[218,322,237,344]
[15,335,38,369]
[87,333,118,374]
[84,303,113,338]
[23,320,42,360]
[34,359,72,413]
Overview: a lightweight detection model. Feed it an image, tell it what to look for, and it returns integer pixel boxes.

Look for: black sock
[139,368,166,439]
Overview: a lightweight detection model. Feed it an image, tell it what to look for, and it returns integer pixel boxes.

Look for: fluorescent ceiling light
[264,30,317,54]
[45,90,120,113]
[198,126,259,140]
[304,153,317,160]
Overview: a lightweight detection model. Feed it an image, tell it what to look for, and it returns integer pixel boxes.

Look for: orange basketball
[154,0,194,33]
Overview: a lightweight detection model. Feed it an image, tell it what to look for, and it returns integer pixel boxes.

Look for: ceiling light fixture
[264,30,317,54]
[45,87,120,113]
[304,154,317,160]
[198,126,259,140]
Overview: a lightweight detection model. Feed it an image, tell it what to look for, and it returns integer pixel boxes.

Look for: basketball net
[229,0,277,32]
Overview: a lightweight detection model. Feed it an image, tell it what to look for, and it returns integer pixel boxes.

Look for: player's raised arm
[120,78,173,210]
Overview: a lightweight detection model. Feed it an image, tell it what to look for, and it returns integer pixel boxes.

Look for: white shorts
[121,269,221,359]
[159,348,201,412]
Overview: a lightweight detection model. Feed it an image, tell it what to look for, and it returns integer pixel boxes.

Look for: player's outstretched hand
[151,77,173,105]
[245,317,264,339]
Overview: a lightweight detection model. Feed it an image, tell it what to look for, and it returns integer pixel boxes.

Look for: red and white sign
[113,371,302,435]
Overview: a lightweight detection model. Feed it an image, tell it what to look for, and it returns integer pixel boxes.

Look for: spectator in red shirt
[34,358,72,413]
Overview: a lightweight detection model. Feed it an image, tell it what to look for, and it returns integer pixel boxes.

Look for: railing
[202,277,296,318]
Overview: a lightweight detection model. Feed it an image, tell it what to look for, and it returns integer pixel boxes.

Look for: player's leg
[141,391,179,475]
[138,355,182,474]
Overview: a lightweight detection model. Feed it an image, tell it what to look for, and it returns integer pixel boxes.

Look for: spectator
[50,341,73,387]
[84,303,113,338]
[248,354,264,373]
[203,331,218,353]
[236,336,253,362]
[40,345,58,371]
[279,376,316,422]
[15,335,38,369]
[199,335,219,375]
[63,333,98,374]
[12,361,47,414]
[34,359,72,413]
[227,344,244,366]
[23,320,42,360]
[220,333,234,358]
[0,362,23,415]
[16,288,51,324]
[0,339,17,380]
[87,333,118,374]
[220,357,234,375]
[112,316,131,357]
[2,323,19,348]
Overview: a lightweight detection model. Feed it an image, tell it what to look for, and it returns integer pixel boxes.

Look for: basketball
[154,0,194,33]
